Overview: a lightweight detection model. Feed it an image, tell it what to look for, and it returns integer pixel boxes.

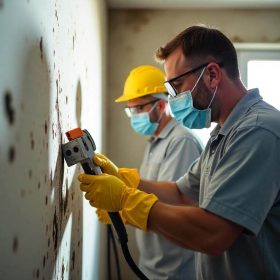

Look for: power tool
[62,128,149,280]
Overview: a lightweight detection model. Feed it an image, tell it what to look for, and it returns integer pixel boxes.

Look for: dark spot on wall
[52,210,58,250]
[47,237,50,247]
[4,91,15,125]
[78,241,80,247]
[76,81,82,127]
[45,195,48,205]
[124,10,151,33]
[13,236,18,253]
[231,35,244,43]
[30,132,35,150]
[39,37,43,60]
[43,256,46,268]
[62,263,65,280]
[73,35,75,50]
[65,96,68,104]
[53,27,54,33]
[64,179,68,214]
[71,251,75,270]
[55,10,58,21]
[28,169,32,179]
[8,145,15,163]
[44,121,48,134]
[0,0,3,9]
[56,80,58,96]
[44,174,47,183]
[36,268,39,278]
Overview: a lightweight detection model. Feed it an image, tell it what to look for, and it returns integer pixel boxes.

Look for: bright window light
[247,60,280,110]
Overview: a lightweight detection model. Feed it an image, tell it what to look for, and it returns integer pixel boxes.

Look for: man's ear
[206,63,221,88]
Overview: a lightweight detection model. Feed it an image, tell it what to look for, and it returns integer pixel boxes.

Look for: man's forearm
[139,179,195,205]
[148,201,243,255]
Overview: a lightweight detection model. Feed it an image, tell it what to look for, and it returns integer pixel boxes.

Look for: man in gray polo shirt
[78,26,280,279]
[114,65,203,279]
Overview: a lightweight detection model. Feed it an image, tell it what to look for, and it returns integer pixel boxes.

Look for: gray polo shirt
[137,119,203,280]
[177,89,280,280]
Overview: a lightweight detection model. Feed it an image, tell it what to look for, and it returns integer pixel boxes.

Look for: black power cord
[108,212,149,280]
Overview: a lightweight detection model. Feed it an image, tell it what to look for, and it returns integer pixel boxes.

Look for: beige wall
[106,8,280,280]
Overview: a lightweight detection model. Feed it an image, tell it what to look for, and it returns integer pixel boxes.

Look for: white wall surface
[0,0,107,279]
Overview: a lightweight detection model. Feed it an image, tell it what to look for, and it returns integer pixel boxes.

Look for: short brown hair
[155,25,239,79]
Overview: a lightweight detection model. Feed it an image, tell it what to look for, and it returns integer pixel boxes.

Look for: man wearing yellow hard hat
[96,65,203,279]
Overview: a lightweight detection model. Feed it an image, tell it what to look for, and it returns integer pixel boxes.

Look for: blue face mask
[130,113,159,135]
[130,101,161,136]
[168,68,217,129]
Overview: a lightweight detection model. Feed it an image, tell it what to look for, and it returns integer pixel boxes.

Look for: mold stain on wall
[4,90,15,125]
[40,37,43,61]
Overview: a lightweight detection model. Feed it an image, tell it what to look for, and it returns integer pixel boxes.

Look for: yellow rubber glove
[78,173,158,231]
[93,153,140,189]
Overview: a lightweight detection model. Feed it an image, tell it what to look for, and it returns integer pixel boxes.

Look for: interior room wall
[0,0,107,279]
[106,8,280,280]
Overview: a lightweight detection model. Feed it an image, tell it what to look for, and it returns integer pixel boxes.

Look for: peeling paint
[4,90,15,125]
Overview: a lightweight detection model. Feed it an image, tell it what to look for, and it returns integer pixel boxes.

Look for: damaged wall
[0,0,107,279]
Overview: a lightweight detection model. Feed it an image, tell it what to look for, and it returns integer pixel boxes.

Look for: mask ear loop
[207,86,218,109]
[191,66,207,93]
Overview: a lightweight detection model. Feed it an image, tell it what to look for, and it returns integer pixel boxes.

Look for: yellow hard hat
[115,65,167,102]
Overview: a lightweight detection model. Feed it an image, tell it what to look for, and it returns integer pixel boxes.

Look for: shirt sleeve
[158,136,202,182]
[202,126,280,235]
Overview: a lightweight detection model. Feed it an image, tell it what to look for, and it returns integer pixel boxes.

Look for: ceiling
[107,0,280,9]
